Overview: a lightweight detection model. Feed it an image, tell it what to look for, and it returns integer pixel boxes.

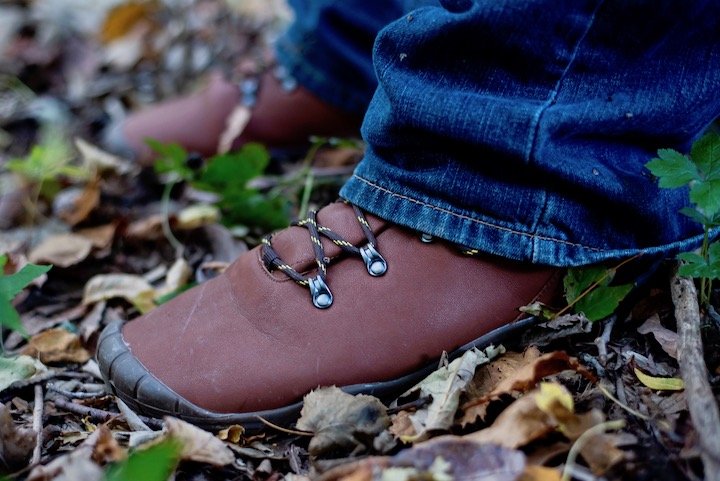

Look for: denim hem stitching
[351,174,606,252]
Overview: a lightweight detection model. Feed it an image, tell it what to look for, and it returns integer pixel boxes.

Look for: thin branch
[53,397,164,430]
[671,271,720,481]
[31,385,44,466]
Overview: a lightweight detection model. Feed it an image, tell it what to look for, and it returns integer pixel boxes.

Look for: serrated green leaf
[105,440,181,481]
[646,149,699,188]
[633,367,684,391]
[679,207,709,225]
[0,263,52,300]
[690,178,720,217]
[574,283,633,321]
[197,144,269,191]
[563,266,612,304]
[691,131,720,180]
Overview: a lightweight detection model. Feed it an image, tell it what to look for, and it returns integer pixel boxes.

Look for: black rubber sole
[97,316,539,431]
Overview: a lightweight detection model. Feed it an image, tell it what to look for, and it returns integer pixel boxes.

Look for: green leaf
[679,207,709,225]
[646,149,699,188]
[0,355,46,391]
[105,440,181,481]
[690,178,720,218]
[197,144,269,191]
[574,283,633,321]
[0,263,52,299]
[147,139,194,181]
[691,131,720,180]
[563,266,610,304]
[0,297,26,336]
[219,189,290,231]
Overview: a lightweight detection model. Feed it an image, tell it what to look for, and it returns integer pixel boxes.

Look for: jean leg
[275,0,407,114]
[341,0,720,266]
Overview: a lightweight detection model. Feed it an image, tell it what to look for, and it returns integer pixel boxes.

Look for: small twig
[47,385,106,399]
[116,398,151,431]
[387,396,432,415]
[254,416,313,437]
[597,382,650,421]
[31,385,44,466]
[53,398,164,430]
[671,271,720,481]
[594,315,616,365]
[562,419,626,481]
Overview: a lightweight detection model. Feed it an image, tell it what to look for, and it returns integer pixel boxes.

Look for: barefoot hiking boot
[97,201,561,430]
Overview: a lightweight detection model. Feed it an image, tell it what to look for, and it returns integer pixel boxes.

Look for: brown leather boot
[97,201,561,429]
[116,71,361,165]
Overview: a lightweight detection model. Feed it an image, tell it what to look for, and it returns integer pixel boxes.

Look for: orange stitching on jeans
[351,174,606,253]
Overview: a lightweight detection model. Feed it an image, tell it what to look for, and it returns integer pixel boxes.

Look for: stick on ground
[31,385,43,466]
[671,272,720,481]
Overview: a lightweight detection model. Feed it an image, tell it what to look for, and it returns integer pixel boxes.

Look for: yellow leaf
[100,2,155,44]
[535,382,574,415]
[633,368,684,391]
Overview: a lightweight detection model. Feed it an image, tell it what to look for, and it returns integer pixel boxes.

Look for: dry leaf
[518,466,562,481]
[100,2,155,43]
[0,402,36,468]
[27,426,118,481]
[56,179,100,226]
[164,417,234,466]
[176,204,220,230]
[461,351,595,426]
[75,138,134,175]
[83,273,156,313]
[29,233,93,267]
[76,223,117,249]
[217,105,251,154]
[125,214,165,241]
[319,438,525,481]
[155,258,192,298]
[217,425,245,444]
[634,367,684,391]
[22,328,91,364]
[0,355,48,391]
[637,314,678,359]
[297,386,389,457]
[399,348,495,442]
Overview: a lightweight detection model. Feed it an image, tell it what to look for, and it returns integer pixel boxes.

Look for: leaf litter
[0,1,719,481]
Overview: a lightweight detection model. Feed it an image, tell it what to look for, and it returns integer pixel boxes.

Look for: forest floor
[1,1,718,480]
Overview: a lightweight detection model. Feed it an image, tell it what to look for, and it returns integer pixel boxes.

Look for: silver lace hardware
[309,276,333,309]
[359,243,388,277]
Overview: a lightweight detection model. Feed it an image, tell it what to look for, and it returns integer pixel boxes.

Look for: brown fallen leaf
[395,348,495,442]
[155,258,192,298]
[100,1,156,44]
[518,466,562,481]
[125,214,165,241]
[29,233,93,268]
[217,425,245,444]
[22,328,91,364]
[0,402,36,469]
[461,351,595,426]
[83,273,156,313]
[76,223,117,250]
[297,386,389,457]
[75,138,134,175]
[163,417,235,466]
[319,437,526,481]
[56,179,100,226]
[176,204,220,230]
[27,426,118,481]
[637,314,678,359]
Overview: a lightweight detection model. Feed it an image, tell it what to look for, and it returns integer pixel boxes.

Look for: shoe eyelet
[309,276,333,309]
[420,233,434,243]
[360,243,387,277]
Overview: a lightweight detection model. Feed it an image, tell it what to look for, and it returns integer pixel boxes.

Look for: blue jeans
[277,0,720,266]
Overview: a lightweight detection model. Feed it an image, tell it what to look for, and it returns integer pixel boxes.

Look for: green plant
[646,131,720,306]
[560,265,633,321]
[149,140,291,233]
[0,255,52,339]
[104,440,181,481]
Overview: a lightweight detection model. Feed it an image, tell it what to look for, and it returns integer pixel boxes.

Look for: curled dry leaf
[125,214,165,241]
[461,350,595,426]
[297,386,389,457]
[21,328,91,364]
[318,438,526,481]
[217,105,251,154]
[633,367,684,391]
[27,426,119,481]
[156,258,192,298]
[75,138,134,175]
[55,179,100,226]
[0,355,48,392]
[393,348,496,442]
[176,204,220,230]
[29,233,93,268]
[518,466,562,481]
[83,273,156,313]
[76,223,117,250]
[0,402,36,469]
[217,425,245,444]
[637,314,678,359]
[163,417,235,466]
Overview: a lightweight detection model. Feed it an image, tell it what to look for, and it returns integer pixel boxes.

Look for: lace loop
[261,205,386,308]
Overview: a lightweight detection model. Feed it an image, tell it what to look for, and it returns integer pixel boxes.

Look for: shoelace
[261,204,387,309]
